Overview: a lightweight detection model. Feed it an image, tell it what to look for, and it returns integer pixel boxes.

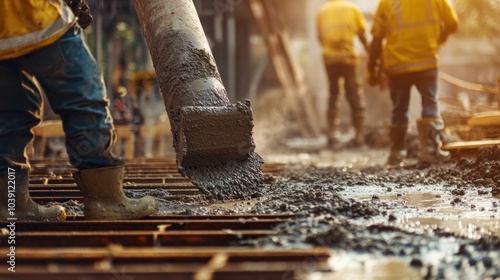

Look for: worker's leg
[324,62,343,145]
[415,69,441,121]
[386,73,413,166]
[414,69,450,164]
[0,60,66,221]
[389,73,412,126]
[0,60,41,170]
[18,25,121,169]
[17,24,157,219]
[344,63,366,146]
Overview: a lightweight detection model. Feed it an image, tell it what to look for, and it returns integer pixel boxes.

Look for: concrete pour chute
[178,101,256,167]
[134,0,264,200]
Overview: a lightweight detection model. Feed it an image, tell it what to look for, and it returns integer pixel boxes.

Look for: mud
[259,190,498,278]
[48,200,83,216]
[44,145,500,277]
[143,146,500,278]
[134,0,263,200]
[246,147,500,279]
[180,152,263,201]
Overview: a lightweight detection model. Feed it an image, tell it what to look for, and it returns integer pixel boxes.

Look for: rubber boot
[417,118,451,164]
[386,124,408,167]
[327,109,340,146]
[73,165,158,220]
[351,112,365,147]
[0,169,66,221]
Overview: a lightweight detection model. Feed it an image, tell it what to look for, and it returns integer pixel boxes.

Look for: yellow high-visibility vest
[371,0,458,75]
[317,0,367,64]
[0,0,75,60]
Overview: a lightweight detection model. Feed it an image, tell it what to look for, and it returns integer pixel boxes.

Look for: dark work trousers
[324,62,366,116]
[388,68,442,125]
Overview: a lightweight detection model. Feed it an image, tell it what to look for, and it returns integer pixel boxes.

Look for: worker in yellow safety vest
[0,0,158,221]
[368,0,458,166]
[317,0,370,148]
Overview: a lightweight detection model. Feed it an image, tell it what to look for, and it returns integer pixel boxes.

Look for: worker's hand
[366,68,379,87]
[379,72,389,91]
[65,0,93,29]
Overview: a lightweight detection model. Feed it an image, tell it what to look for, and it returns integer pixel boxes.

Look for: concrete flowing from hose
[134,0,264,200]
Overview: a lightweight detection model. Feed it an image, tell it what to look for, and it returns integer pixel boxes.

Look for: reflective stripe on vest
[323,54,358,65]
[385,58,437,73]
[319,23,354,37]
[0,6,73,52]
[392,0,437,31]
[385,0,438,74]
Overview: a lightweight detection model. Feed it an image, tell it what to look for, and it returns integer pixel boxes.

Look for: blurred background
[39,0,500,158]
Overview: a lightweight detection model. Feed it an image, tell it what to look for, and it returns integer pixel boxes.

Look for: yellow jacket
[371,0,458,75]
[0,0,75,60]
[317,0,367,64]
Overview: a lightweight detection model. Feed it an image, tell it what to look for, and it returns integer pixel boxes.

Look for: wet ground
[54,138,500,279]
[154,143,500,279]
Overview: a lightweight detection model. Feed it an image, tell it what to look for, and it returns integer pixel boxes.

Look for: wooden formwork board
[1,214,329,277]
[442,139,500,159]
[1,247,331,279]
[0,158,323,279]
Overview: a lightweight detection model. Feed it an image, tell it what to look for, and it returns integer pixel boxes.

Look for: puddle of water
[263,149,388,168]
[313,254,422,280]
[396,192,446,208]
[404,217,500,238]
[367,192,500,236]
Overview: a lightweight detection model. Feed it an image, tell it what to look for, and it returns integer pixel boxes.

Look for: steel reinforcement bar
[0,157,331,279]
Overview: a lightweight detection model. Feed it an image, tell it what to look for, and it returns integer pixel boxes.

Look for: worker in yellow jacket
[368,0,458,166]
[0,0,157,221]
[317,0,369,147]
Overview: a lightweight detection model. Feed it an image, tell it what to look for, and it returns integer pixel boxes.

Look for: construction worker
[0,0,158,221]
[368,0,458,166]
[317,0,370,147]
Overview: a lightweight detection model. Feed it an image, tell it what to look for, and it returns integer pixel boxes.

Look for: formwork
[1,157,331,279]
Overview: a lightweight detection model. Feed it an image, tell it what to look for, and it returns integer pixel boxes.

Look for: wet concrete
[255,146,500,279]
[54,144,500,278]
[147,145,500,278]
[134,0,263,200]
[179,101,264,200]
[183,152,264,200]
[178,101,255,167]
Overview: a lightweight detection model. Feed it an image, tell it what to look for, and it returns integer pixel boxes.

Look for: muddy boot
[0,169,66,221]
[350,112,365,147]
[417,118,451,164]
[386,124,408,167]
[326,109,340,146]
[73,165,158,220]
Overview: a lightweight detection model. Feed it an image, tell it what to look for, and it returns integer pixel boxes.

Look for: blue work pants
[388,68,443,125]
[324,62,366,115]
[0,24,122,170]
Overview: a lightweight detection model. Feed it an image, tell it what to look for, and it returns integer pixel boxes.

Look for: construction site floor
[1,144,500,279]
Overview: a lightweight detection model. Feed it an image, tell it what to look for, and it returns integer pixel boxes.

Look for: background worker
[0,0,158,221]
[317,0,370,147]
[368,0,459,166]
